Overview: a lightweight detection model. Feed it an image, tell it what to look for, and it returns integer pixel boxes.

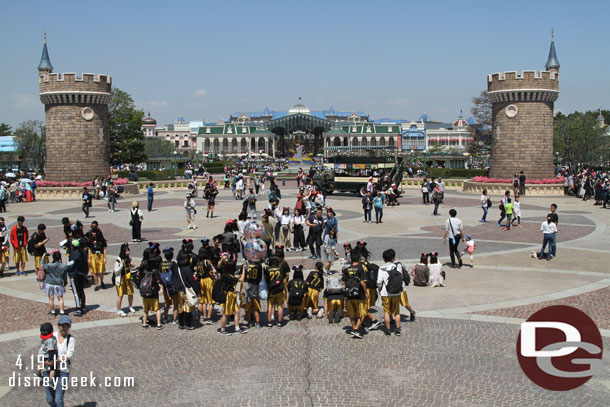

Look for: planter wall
[35,183,140,200]
[462,181,564,195]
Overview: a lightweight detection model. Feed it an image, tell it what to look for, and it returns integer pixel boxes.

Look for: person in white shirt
[376,249,405,336]
[511,195,522,227]
[278,207,293,250]
[539,215,558,260]
[45,315,75,407]
[291,209,306,251]
[184,193,197,230]
[480,189,489,223]
[427,253,445,287]
[235,176,244,200]
[443,209,465,268]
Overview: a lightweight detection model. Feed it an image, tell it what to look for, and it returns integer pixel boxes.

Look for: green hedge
[425,168,488,178]
[115,162,229,181]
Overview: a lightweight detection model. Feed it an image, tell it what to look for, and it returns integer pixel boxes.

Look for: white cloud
[193,89,208,97]
[12,93,37,109]
[150,100,169,108]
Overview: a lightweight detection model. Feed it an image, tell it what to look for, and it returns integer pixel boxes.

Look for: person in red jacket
[10,216,28,276]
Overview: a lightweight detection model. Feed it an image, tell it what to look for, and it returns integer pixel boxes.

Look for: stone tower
[38,34,112,182]
[487,33,559,180]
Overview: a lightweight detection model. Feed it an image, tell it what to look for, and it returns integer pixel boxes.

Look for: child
[139,249,164,330]
[219,259,246,335]
[197,243,216,325]
[36,322,57,380]
[323,278,345,323]
[321,228,340,275]
[461,235,476,268]
[304,262,325,317]
[287,266,307,320]
[511,195,522,228]
[264,255,286,328]
[160,247,178,324]
[504,198,514,231]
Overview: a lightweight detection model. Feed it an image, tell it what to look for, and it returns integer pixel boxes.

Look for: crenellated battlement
[39,72,112,95]
[488,70,558,93]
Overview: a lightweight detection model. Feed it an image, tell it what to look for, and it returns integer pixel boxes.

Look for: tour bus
[316,145,404,195]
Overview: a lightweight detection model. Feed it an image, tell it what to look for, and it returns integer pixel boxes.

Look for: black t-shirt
[209,246,221,269]
[244,262,262,284]
[342,263,366,299]
[197,258,213,279]
[32,232,47,256]
[306,270,324,291]
[264,264,286,294]
[307,214,324,233]
[221,272,239,293]
[549,212,558,224]
[16,226,26,247]
[87,236,107,253]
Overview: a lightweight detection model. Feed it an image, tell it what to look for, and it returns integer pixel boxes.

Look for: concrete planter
[35,183,140,200]
[462,180,564,195]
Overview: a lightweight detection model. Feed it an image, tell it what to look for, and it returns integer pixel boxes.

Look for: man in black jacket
[67,239,88,316]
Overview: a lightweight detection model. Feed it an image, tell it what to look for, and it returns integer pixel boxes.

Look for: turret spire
[38,31,53,73]
[545,28,560,72]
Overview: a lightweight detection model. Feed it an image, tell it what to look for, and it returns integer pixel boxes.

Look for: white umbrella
[5,172,16,178]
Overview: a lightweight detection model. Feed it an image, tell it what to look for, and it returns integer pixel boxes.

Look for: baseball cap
[58,315,72,326]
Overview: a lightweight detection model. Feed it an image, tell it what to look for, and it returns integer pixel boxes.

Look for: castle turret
[487,34,560,180]
[545,29,560,73]
[37,32,53,73]
[38,36,112,182]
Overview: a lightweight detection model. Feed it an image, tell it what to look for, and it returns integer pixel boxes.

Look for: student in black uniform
[160,247,178,324]
[304,262,324,316]
[140,252,164,330]
[175,239,200,330]
[241,259,263,328]
[341,252,368,339]
[356,242,382,331]
[219,256,246,336]
[31,224,49,282]
[264,255,286,328]
[287,266,307,320]
[322,282,345,324]
[197,241,216,325]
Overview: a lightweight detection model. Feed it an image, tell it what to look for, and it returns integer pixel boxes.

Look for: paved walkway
[0,185,608,406]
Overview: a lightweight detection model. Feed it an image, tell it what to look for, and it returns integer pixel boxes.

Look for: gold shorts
[224,291,239,315]
[400,291,410,307]
[267,292,284,308]
[244,297,261,313]
[327,299,343,312]
[366,288,377,309]
[35,255,49,270]
[116,276,134,297]
[304,287,320,310]
[288,301,304,313]
[89,253,105,275]
[0,249,9,263]
[199,277,214,304]
[382,296,400,315]
[162,287,172,306]
[13,247,27,264]
[346,299,367,319]
[176,292,193,313]
[171,293,182,310]
[143,298,160,313]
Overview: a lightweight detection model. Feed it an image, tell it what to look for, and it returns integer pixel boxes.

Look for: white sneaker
[116,310,127,317]
[129,307,136,314]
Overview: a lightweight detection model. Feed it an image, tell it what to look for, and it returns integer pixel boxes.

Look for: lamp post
[173,150,177,178]
[555,151,559,166]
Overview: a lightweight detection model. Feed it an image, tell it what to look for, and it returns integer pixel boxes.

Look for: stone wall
[489,100,555,180]
[463,181,563,195]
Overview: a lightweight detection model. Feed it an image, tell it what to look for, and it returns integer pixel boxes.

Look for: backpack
[131,267,143,288]
[344,276,361,299]
[326,278,344,294]
[160,261,175,297]
[268,191,278,202]
[212,278,226,303]
[266,266,284,294]
[27,236,36,255]
[363,262,379,289]
[222,234,240,254]
[139,272,155,297]
[288,280,306,306]
[386,265,404,295]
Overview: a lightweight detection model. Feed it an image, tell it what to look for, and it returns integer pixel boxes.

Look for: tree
[109,88,147,166]
[144,138,175,157]
[554,110,607,165]
[0,123,11,137]
[468,90,493,154]
[13,120,46,172]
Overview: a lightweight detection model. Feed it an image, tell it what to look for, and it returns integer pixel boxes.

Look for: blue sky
[1,0,609,128]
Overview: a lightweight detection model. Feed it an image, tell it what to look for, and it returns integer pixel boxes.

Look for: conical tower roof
[545,29,560,70]
[38,32,53,72]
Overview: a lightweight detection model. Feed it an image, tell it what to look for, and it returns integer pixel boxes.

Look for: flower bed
[472,176,563,184]
[35,178,129,187]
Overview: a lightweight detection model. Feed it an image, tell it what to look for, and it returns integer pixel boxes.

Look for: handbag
[486,198,492,208]
[448,218,457,245]
[177,268,199,307]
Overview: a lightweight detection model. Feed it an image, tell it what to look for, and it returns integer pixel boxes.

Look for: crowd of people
[560,167,610,208]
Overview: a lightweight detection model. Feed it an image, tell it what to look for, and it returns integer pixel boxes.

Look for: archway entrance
[265,106,332,157]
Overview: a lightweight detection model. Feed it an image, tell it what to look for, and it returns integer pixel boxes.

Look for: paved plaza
[0,183,609,406]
